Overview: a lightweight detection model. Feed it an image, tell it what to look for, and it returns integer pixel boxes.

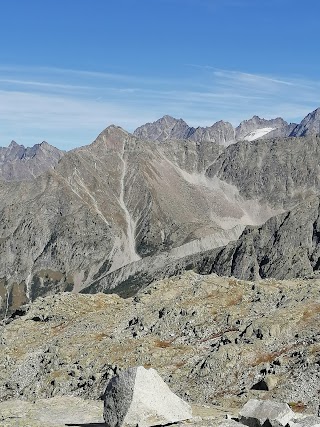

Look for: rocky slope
[85,135,320,295]
[290,107,320,137]
[0,140,63,181]
[208,135,320,208]
[1,271,319,415]
[1,109,320,319]
[83,195,320,297]
[134,107,320,145]
[234,116,288,141]
[134,115,236,146]
[195,195,320,280]
[0,126,286,318]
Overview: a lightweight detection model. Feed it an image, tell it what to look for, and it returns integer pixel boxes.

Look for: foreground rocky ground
[0,397,238,426]
[0,271,320,424]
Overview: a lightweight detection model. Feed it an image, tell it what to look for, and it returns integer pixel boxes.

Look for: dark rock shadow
[65,423,105,426]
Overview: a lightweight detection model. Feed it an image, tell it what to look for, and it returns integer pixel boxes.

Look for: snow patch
[244,127,275,141]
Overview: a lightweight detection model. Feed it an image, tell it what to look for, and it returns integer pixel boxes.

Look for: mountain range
[1,107,320,317]
[0,140,63,181]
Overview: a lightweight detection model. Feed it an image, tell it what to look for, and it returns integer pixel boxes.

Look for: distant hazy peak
[8,140,21,148]
[134,115,237,145]
[133,115,191,142]
[134,113,296,145]
[235,116,288,141]
[0,140,64,181]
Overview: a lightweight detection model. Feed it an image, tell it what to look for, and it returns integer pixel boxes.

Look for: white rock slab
[104,366,192,427]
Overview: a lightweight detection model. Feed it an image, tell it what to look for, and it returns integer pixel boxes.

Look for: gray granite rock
[239,399,294,427]
[103,366,192,427]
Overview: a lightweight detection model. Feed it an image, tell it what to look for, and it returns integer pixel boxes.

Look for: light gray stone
[239,399,294,427]
[289,416,320,427]
[103,366,192,427]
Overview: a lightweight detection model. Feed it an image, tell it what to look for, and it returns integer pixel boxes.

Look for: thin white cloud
[0,64,319,149]
[213,69,295,87]
[0,78,92,91]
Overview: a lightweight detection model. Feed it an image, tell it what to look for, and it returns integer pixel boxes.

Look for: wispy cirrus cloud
[0,64,319,149]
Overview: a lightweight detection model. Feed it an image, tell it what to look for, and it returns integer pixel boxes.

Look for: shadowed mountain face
[290,107,320,137]
[0,140,64,181]
[195,195,320,281]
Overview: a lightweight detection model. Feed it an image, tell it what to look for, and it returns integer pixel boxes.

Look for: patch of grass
[251,345,293,366]
[94,332,107,341]
[226,292,243,307]
[288,401,307,413]
[154,339,172,348]
[51,322,69,335]
[51,370,63,379]
[143,363,152,369]
[301,303,320,321]
[174,360,187,368]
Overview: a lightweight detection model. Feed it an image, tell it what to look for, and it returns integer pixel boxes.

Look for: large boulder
[239,399,294,427]
[103,366,192,427]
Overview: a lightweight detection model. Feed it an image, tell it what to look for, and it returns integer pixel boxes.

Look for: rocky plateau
[1,271,320,424]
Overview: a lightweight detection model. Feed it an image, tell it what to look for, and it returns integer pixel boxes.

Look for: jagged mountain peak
[92,124,129,142]
[86,124,130,154]
[235,115,288,141]
[0,139,64,181]
[134,113,292,145]
[290,107,320,137]
[161,114,179,121]
[39,140,51,147]
[133,115,191,142]
[8,140,22,148]
[154,114,187,124]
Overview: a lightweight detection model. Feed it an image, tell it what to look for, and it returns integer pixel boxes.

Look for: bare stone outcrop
[196,195,320,281]
[1,271,320,411]
[103,366,192,427]
[290,107,320,137]
[239,399,294,427]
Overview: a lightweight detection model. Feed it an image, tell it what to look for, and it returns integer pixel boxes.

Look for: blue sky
[0,0,319,149]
